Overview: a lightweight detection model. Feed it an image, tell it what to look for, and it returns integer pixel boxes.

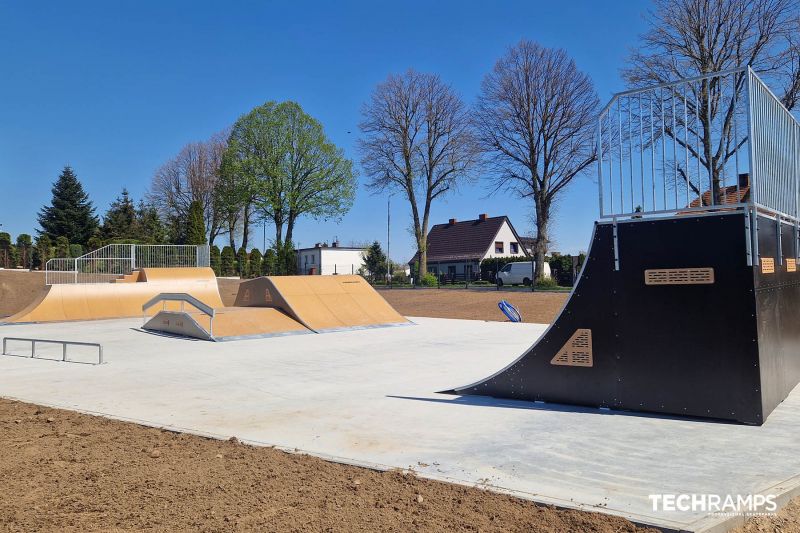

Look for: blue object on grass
[498,300,522,322]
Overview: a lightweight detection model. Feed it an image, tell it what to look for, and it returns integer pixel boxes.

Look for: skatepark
[3,67,800,532]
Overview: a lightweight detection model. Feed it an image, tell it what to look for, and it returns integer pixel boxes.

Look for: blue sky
[0,0,649,260]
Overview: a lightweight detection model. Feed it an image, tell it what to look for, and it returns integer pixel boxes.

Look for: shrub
[236,247,249,278]
[220,246,236,276]
[420,272,437,287]
[209,245,221,276]
[535,276,560,290]
[249,248,262,278]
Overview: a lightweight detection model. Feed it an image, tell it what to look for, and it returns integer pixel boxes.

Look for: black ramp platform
[446,212,800,425]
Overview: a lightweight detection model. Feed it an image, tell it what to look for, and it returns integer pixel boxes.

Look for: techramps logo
[649,493,778,517]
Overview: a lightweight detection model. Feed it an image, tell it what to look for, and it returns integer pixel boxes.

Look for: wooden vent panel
[787,258,796,273]
[644,268,715,286]
[761,257,775,274]
[551,329,593,367]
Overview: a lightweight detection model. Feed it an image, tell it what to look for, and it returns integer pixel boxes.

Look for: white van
[497,261,551,286]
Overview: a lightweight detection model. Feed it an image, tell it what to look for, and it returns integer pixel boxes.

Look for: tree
[185,200,208,245]
[362,241,388,281]
[136,201,166,244]
[101,188,138,242]
[16,234,32,269]
[274,241,297,275]
[221,101,356,252]
[220,246,236,276]
[249,248,263,278]
[0,233,11,268]
[149,133,227,245]
[210,245,221,276]
[38,166,99,246]
[55,236,70,258]
[263,248,276,276]
[624,0,799,204]
[474,41,598,282]
[33,235,51,269]
[236,246,249,277]
[359,70,478,283]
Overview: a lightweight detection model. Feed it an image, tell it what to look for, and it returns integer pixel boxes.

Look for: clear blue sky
[0,0,649,261]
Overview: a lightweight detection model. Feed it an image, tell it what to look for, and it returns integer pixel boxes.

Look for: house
[688,173,750,208]
[297,241,366,275]
[408,213,529,280]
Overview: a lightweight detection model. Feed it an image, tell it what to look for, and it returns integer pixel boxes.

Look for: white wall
[482,221,528,260]
[297,248,365,275]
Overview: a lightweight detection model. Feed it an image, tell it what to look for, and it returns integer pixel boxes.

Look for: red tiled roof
[408,216,526,263]
[688,185,750,208]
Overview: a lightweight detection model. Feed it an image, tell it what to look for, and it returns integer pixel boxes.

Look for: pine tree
[16,234,32,269]
[33,235,52,269]
[363,241,387,281]
[0,232,11,268]
[101,188,138,242]
[136,201,166,244]
[220,246,235,276]
[185,200,207,245]
[249,248,262,279]
[38,166,99,246]
[210,245,221,275]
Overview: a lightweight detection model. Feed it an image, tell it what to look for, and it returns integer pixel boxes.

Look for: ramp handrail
[142,293,216,337]
[2,337,103,365]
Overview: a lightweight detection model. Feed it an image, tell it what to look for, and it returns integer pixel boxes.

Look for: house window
[495,241,504,253]
[510,242,519,254]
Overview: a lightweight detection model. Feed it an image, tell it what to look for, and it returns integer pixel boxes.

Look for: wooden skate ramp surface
[4,267,223,323]
[145,307,311,341]
[262,275,409,332]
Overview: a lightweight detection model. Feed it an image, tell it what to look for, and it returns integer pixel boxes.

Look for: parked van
[496,261,551,286]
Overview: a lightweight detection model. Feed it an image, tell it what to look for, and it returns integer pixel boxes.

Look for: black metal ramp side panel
[615,214,761,424]
[454,214,763,424]
[454,223,621,407]
[754,215,800,420]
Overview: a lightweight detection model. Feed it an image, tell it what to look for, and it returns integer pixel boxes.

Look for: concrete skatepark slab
[1,316,798,531]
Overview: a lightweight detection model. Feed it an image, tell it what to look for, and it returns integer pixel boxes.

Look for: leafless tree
[624,0,799,204]
[149,131,227,245]
[359,70,479,281]
[475,40,598,283]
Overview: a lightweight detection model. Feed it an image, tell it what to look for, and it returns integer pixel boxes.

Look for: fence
[597,67,800,224]
[45,244,211,285]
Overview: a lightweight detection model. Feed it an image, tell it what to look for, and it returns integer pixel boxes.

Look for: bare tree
[624,0,798,204]
[475,41,598,283]
[149,131,227,244]
[359,70,478,281]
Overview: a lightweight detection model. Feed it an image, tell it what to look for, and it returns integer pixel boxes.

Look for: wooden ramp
[3,268,223,323]
[239,275,409,332]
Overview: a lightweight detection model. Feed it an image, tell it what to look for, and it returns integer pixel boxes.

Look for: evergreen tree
[136,201,166,244]
[16,234,32,269]
[87,234,104,252]
[236,247,249,277]
[363,241,387,281]
[0,232,11,268]
[275,241,297,275]
[33,235,52,269]
[69,244,84,258]
[55,236,70,258]
[185,200,207,245]
[101,188,138,242]
[210,245,221,276]
[220,246,235,276]
[38,166,99,246]
[263,248,276,276]
[249,248,262,279]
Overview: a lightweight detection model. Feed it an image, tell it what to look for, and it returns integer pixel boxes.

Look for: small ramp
[3,268,223,324]
[239,275,409,332]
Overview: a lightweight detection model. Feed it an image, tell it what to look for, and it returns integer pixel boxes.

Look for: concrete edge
[0,394,693,532]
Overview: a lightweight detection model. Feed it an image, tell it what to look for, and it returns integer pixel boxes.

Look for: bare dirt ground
[1,273,797,531]
[0,400,656,533]
[379,288,568,324]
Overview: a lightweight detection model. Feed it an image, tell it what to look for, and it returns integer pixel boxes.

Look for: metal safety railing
[142,293,216,337]
[45,244,211,285]
[2,337,104,365]
[597,67,800,223]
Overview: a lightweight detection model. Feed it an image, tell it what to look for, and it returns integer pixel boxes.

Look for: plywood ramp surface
[4,268,223,323]
[263,275,408,332]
